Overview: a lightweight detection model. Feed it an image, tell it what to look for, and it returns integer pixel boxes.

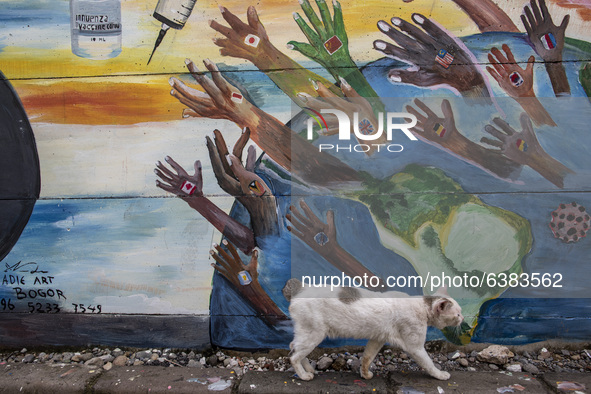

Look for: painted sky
[1,0,588,125]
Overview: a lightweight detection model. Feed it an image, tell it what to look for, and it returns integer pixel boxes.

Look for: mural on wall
[1,0,591,349]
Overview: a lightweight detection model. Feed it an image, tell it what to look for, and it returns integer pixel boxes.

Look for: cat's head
[429,287,464,329]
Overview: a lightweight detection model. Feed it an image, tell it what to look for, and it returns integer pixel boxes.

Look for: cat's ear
[433,286,449,297]
[433,298,451,315]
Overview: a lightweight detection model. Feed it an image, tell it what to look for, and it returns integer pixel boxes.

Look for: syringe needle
[147,25,170,65]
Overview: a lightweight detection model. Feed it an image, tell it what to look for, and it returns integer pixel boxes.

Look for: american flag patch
[541,33,557,50]
[358,119,374,135]
[435,49,454,69]
[181,180,197,195]
[324,35,343,55]
[433,123,446,137]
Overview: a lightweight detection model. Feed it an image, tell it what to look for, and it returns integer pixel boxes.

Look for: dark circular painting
[0,71,40,262]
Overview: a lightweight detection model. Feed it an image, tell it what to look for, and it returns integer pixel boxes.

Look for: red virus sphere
[549,202,590,243]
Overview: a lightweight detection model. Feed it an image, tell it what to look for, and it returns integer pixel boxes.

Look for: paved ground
[1,363,590,393]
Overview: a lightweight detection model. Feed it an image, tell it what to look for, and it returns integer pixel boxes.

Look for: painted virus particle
[549,202,590,243]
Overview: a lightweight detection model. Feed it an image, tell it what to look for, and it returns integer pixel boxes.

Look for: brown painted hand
[286,200,336,254]
[206,128,270,198]
[210,240,287,324]
[210,6,272,64]
[482,113,573,187]
[487,44,556,126]
[169,58,255,127]
[405,98,460,149]
[210,240,260,287]
[406,99,523,180]
[373,14,487,97]
[521,0,569,63]
[155,155,256,254]
[482,114,545,166]
[487,44,535,98]
[155,156,203,197]
[206,128,278,238]
[287,200,386,290]
[297,78,385,150]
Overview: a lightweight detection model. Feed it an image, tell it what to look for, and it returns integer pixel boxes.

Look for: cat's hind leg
[289,331,325,381]
[360,339,384,379]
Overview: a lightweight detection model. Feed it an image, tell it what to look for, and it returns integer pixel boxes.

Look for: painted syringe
[147,0,197,65]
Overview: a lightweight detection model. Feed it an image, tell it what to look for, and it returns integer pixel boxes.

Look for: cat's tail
[282,278,303,302]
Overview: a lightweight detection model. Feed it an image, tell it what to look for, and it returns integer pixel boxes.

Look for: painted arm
[210,5,341,106]
[405,98,522,180]
[451,0,519,32]
[487,44,556,127]
[482,114,573,188]
[521,0,571,96]
[169,58,361,187]
[373,14,489,98]
[155,156,255,254]
[211,241,287,325]
[206,128,279,238]
[286,200,385,290]
[288,0,378,98]
[298,78,386,155]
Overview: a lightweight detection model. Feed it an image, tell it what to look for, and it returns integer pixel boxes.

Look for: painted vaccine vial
[70,0,122,59]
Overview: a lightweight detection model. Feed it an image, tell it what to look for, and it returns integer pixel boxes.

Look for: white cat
[283,279,463,381]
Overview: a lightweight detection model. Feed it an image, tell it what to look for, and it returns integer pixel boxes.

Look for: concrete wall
[1,0,590,350]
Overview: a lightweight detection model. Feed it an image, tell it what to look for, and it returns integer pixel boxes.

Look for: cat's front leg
[406,348,451,380]
[360,339,384,379]
[301,357,315,373]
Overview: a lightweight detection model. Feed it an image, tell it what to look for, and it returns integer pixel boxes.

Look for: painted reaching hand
[521,0,569,63]
[169,58,255,127]
[287,200,337,255]
[206,128,279,238]
[297,78,385,153]
[373,14,488,98]
[405,99,461,150]
[487,45,535,99]
[482,114,573,187]
[521,0,571,95]
[286,200,386,289]
[155,155,255,254]
[210,240,287,324]
[406,98,522,180]
[155,156,203,197]
[208,5,340,103]
[210,6,272,65]
[288,0,376,98]
[486,44,555,126]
